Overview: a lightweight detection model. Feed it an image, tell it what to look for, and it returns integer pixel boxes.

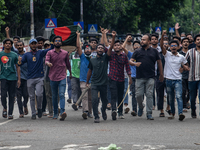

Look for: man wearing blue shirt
[18,39,52,120]
[122,36,141,116]
[76,31,92,119]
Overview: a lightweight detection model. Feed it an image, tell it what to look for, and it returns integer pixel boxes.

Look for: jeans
[1,79,16,115]
[16,79,29,115]
[182,78,189,108]
[156,77,165,110]
[188,81,200,111]
[67,76,72,99]
[44,79,53,115]
[131,78,137,112]
[166,79,183,115]
[91,85,107,119]
[50,78,66,115]
[109,77,124,114]
[27,77,44,115]
[71,77,81,104]
[123,78,129,104]
[136,78,155,114]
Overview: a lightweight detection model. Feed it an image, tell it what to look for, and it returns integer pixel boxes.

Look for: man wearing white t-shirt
[161,30,189,121]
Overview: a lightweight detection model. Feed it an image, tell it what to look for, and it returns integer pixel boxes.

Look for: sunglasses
[170,45,177,47]
[55,40,61,42]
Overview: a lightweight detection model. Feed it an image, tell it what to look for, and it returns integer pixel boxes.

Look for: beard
[54,45,61,48]
[85,52,91,56]
[141,44,147,48]
[152,43,157,46]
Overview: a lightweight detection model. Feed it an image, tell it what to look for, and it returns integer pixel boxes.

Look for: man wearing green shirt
[70,51,82,111]
[0,39,21,119]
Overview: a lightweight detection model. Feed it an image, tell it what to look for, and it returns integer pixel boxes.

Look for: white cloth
[164,51,187,80]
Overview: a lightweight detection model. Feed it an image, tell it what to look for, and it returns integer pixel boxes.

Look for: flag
[50,25,81,46]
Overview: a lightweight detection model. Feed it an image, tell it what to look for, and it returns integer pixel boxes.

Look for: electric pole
[30,0,35,39]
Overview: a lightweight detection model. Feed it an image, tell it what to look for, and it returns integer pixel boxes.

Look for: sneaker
[60,112,67,121]
[38,109,42,118]
[118,114,125,119]
[72,104,78,111]
[82,112,88,119]
[2,109,7,118]
[138,107,144,117]
[147,114,154,120]
[42,112,48,116]
[131,111,137,116]
[168,114,174,120]
[94,118,100,123]
[24,107,28,115]
[111,110,117,120]
[19,114,24,118]
[101,108,107,120]
[31,114,36,120]
[179,113,185,121]
[106,103,111,110]
[87,112,93,118]
[8,115,13,119]
[191,109,197,118]
[124,106,130,114]
[67,99,72,104]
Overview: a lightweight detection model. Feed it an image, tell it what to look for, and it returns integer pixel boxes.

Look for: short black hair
[13,36,20,40]
[144,34,151,41]
[126,33,132,37]
[169,40,179,47]
[96,44,105,49]
[17,40,24,45]
[181,37,189,44]
[120,40,124,44]
[173,35,181,42]
[89,38,98,43]
[186,33,192,37]
[36,36,45,42]
[133,40,140,45]
[53,36,62,42]
[114,40,120,44]
[3,38,13,45]
[194,34,200,42]
[151,33,159,40]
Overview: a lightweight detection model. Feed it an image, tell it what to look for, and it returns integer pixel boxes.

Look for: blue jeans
[188,81,200,111]
[131,78,137,112]
[166,79,183,115]
[123,78,129,104]
[50,78,66,115]
[67,76,72,99]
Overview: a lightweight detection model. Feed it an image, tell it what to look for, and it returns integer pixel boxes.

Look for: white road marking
[132,144,166,149]
[0,118,17,126]
[61,144,94,150]
[0,145,31,149]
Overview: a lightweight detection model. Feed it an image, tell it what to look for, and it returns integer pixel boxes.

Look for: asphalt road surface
[0,92,200,150]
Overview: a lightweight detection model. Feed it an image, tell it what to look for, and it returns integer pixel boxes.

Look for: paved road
[0,93,200,150]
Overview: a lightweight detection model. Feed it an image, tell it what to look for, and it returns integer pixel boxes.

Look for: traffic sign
[155,27,161,33]
[45,18,57,28]
[74,22,84,31]
[169,28,175,33]
[88,24,97,34]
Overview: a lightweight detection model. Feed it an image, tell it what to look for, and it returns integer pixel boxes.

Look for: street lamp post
[30,0,35,39]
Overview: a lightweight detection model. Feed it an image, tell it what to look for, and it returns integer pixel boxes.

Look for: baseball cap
[29,39,38,44]
[44,40,51,45]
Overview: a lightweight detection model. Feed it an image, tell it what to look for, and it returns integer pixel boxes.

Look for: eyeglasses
[170,45,177,47]
[164,43,168,45]
[55,40,61,42]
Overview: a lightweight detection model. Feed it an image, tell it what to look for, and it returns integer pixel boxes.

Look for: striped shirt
[185,48,200,81]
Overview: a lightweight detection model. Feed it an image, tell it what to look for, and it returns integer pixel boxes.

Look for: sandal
[2,109,7,118]
[19,114,24,118]
[159,113,165,117]
[8,115,13,119]
[165,109,171,115]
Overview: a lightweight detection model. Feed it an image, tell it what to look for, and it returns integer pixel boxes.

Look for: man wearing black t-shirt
[130,34,164,120]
